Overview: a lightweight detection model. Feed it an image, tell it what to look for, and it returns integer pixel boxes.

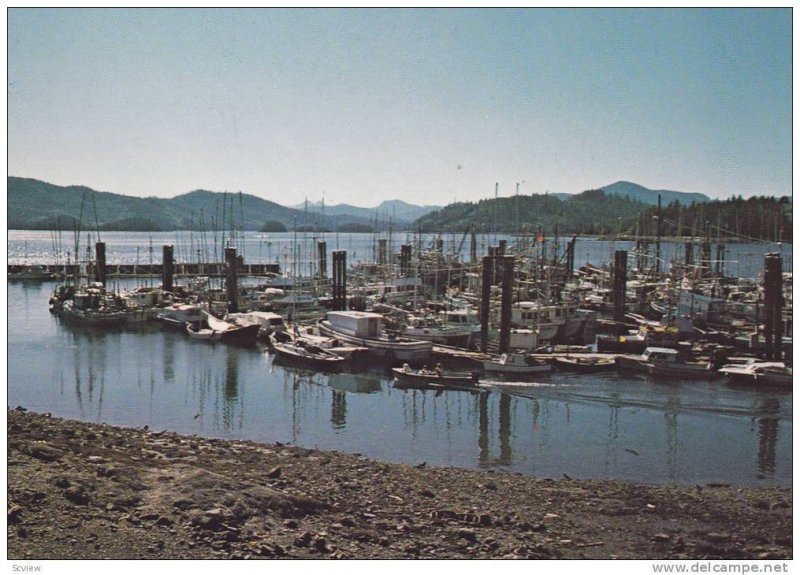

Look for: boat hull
[392,367,481,391]
[553,356,615,373]
[272,342,347,372]
[318,320,432,363]
[482,353,552,376]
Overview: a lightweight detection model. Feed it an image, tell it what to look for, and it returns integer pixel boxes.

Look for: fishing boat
[392,365,482,391]
[156,303,205,331]
[51,282,128,327]
[482,352,552,376]
[439,308,481,337]
[718,360,793,388]
[553,355,616,373]
[511,301,563,342]
[183,310,258,345]
[58,299,128,327]
[8,264,57,282]
[318,311,432,363]
[276,324,370,361]
[225,311,286,340]
[186,321,222,342]
[616,346,715,379]
[204,310,261,346]
[270,338,348,371]
[402,313,475,347]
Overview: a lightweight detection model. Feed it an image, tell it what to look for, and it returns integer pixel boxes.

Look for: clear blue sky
[7,8,792,207]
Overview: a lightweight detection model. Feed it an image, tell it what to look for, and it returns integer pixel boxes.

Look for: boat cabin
[327,311,383,338]
[641,347,680,363]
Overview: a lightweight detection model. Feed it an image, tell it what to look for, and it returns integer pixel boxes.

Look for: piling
[498,256,514,354]
[162,245,174,292]
[94,242,107,286]
[470,225,477,263]
[612,250,627,324]
[763,253,783,360]
[332,250,347,311]
[225,247,239,313]
[317,241,327,279]
[715,244,725,278]
[684,241,694,270]
[488,246,499,285]
[655,194,662,274]
[565,235,577,277]
[480,255,492,354]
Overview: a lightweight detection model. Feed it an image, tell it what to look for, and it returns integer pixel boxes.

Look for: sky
[7,7,793,207]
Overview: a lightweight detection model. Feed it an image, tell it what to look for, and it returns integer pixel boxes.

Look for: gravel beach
[7,408,792,560]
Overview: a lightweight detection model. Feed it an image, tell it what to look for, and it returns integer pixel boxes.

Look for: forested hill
[412,189,650,235]
[412,189,792,242]
[9,177,791,241]
[7,177,379,232]
[634,195,792,243]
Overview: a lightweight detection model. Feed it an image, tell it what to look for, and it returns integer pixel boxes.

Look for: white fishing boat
[318,311,432,363]
[482,352,552,375]
[156,303,205,330]
[225,311,286,339]
[616,346,715,379]
[511,301,563,342]
[186,321,222,342]
[184,310,259,345]
[718,360,792,388]
[203,310,261,345]
[402,314,475,347]
[439,308,482,346]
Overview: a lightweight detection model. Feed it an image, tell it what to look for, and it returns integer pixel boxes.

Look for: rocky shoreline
[7,408,792,560]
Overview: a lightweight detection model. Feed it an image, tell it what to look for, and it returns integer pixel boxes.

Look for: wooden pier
[7,262,281,279]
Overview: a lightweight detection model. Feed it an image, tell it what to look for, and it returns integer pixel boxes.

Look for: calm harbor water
[8,229,792,278]
[6,277,792,487]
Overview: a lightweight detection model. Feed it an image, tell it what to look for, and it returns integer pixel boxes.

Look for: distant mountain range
[292,199,440,225]
[7,177,425,232]
[7,176,716,232]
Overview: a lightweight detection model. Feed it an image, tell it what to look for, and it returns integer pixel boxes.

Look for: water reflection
[223,346,242,431]
[331,390,347,429]
[67,325,111,421]
[327,373,382,394]
[756,397,781,476]
[162,331,175,384]
[184,342,247,433]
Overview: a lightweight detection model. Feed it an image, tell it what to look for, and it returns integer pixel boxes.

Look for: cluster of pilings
[480,252,515,354]
[53,242,281,287]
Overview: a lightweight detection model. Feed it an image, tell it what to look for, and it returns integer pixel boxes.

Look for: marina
[6,7,793,562]
[6,230,793,488]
